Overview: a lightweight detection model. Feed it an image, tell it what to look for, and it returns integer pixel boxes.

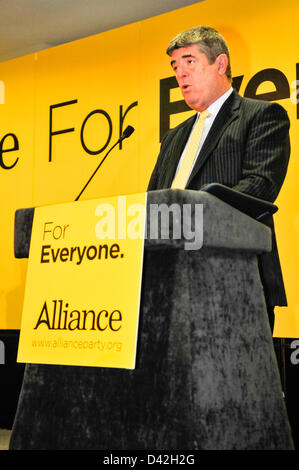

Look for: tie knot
[199,110,210,119]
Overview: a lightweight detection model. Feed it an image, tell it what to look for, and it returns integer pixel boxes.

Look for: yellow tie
[171,110,210,189]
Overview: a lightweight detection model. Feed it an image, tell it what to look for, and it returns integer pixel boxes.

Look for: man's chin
[184,100,198,112]
[181,93,198,111]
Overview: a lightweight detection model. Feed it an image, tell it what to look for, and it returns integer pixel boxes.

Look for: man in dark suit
[148,26,290,331]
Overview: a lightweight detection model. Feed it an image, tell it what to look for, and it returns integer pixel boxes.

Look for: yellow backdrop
[0,0,298,337]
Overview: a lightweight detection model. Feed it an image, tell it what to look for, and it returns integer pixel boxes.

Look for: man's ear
[216,54,229,76]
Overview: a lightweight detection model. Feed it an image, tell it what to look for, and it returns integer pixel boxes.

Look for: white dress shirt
[174,87,234,178]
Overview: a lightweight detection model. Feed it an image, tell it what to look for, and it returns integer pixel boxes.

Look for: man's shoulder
[237,92,288,117]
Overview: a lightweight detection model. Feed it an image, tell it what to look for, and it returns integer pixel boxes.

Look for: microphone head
[122,125,135,139]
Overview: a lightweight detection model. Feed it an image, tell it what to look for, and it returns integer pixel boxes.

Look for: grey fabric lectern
[10,189,294,450]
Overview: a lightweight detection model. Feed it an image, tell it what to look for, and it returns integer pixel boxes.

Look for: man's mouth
[181,84,191,91]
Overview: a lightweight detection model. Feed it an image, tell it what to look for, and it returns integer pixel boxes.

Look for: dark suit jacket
[148,90,290,306]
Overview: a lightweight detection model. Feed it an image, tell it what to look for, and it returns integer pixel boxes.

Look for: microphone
[121,125,134,139]
[75,125,135,201]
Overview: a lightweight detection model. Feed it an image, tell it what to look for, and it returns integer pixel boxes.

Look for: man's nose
[176,65,188,79]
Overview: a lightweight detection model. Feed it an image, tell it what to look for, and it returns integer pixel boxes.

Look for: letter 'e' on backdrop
[0,55,35,328]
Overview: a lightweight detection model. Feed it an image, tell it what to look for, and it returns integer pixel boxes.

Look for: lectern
[10,189,294,450]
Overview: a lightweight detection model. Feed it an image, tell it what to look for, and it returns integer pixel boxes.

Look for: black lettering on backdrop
[160,76,190,141]
[0,133,19,169]
[159,67,294,139]
[231,76,244,93]
[80,109,112,155]
[1,65,297,170]
[119,101,138,149]
[49,99,78,162]
[48,100,137,161]
[244,68,290,101]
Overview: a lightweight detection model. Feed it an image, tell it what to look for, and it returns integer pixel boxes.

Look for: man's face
[170,44,227,112]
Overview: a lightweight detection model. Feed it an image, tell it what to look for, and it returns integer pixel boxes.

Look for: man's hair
[166,26,232,80]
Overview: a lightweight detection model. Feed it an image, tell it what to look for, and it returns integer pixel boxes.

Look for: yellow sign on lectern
[17,193,147,369]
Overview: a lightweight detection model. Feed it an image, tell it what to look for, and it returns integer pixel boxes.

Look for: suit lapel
[187,90,241,186]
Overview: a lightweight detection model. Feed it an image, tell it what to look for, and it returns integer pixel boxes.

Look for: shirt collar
[199,86,233,119]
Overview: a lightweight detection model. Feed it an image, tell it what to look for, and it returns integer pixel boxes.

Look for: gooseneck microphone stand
[75,125,135,201]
